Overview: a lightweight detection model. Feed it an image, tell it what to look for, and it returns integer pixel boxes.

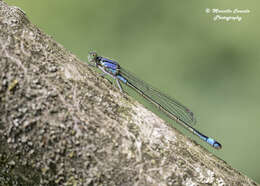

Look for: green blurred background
[4,0,260,183]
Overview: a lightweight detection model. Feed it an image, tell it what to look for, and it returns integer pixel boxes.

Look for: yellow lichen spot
[73,180,78,186]
[68,151,74,158]
[41,167,48,174]
[8,79,18,91]
[71,130,76,135]
[55,176,64,184]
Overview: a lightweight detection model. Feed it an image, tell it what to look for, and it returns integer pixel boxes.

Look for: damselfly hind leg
[99,72,107,77]
[116,79,123,93]
[87,63,95,68]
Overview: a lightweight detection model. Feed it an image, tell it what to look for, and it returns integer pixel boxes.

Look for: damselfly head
[88,52,98,64]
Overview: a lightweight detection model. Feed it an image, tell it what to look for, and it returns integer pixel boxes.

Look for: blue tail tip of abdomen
[207,138,222,149]
[213,141,222,149]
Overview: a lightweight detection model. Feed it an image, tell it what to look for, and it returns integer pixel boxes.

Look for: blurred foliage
[4,0,260,183]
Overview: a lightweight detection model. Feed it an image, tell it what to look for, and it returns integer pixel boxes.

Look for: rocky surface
[0,1,259,185]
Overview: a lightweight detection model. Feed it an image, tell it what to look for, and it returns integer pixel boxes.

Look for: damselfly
[88,52,222,149]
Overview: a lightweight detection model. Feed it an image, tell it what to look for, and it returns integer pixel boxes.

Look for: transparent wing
[120,67,196,125]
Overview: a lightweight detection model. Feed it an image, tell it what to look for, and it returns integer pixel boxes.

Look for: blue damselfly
[88,52,222,149]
